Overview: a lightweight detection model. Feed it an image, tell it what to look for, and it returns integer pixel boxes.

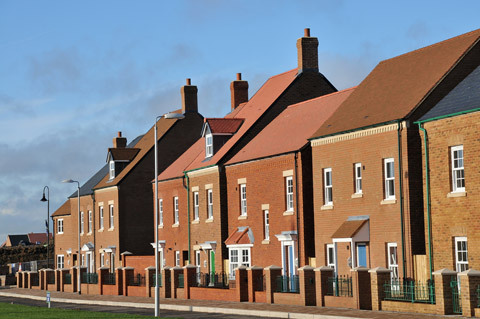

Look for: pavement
[0,286,462,318]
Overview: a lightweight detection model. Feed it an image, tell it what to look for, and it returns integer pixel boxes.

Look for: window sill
[447,191,467,198]
[283,210,294,216]
[98,228,104,233]
[381,199,397,205]
[172,223,179,228]
[57,232,64,235]
[205,218,214,223]
[191,220,199,224]
[158,224,163,229]
[87,232,92,236]
[80,232,84,236]
[321,204,333,211]
[351,193,363,199]
[108,227,114,232]
[238,215,247,220]
[262,239,270,245]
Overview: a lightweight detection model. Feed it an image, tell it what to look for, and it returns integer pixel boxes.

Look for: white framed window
[193,191,199,221]
[354,163,362,194]
[207,189,213,219]
[228,246,251,278]
[109,204,114,229]
[205,134,213,157]
[451,145,465,192]
[326,244,335,271]
[80,211,84,234]
[100,253,105,267]
[57,219,64,234]
[240,184,247,216]
[285,176,294,211]
[387,243,399,282]
[99,206,104,229]
[81,254,85,266]
[57,255,64,269]
[175,251,180,267]
[384,158,395,200]
[159,199,163,226]
[174,197,179,224]
[455,237,468,272]
[88,210,92,233]
[264,210,270,240]
[323,168,333,205]
[109,160,115,179]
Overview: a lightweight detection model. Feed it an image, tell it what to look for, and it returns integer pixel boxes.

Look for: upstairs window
[193,191,199,221]
[109,160,115,180]
[354,163,362,194]
[88,210,92,233]
[384,158,395,200]
[80,211,84,234]
[207,189,213,219]
[205,134,213,157]
[109,204,114,229]
[240,184,247,216]
[451,145,465,192]
[159,199,163,226]
[323,168,333,205]
[57,219,64,234]
[99,206,104,229]
[285,176,294,211]
[264,210,270,240]
[174,197,179,224]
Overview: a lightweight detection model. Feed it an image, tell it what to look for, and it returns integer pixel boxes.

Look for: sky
[0,0,479,242]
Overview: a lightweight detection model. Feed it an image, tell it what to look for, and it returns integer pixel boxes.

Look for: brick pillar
[171,266,183,299]
[247,266,263,302]
[145,266,154,298]
[459,269,480,317]
[183,264,197,299]
[235,266,248,302]
[433,268,457,315]
[116,267,123,295]
[299,266,316,306]
[39,269,45,290]
[368,267,392,311]
[351,266,371,310]
[264,265,282,304]
[314,266,334,307]
[122,267,134,296]
[97,266,109,295]
[71,267,78,292]
[163,267,171,298]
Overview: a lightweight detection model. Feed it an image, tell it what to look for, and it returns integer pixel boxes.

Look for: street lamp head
[62,179,75,183]
[40,193,47,202]
[164,112,185,119]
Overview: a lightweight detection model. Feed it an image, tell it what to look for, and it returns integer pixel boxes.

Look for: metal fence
[194,272,230,289]
[128,274,145,287]
[384,278,435,304]
[151,274,162,287]
[65,273,71,284]
[275,275,299,293]
[450,277,461,314]
[327,275,352,297]
[103,272,116,285]
[81,272,98,284]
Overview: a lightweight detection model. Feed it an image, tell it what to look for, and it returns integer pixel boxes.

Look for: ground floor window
[326,244,335,270]
[455,237,468,272]
[57,255,64,269]
[100,253,105,267]
[175,251,180,267]
[228,246,251,278]
[387,242,398,281]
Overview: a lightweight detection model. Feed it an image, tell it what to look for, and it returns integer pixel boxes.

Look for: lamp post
[40,186,50,269]
[62,179,81,295]
[154,112,184,317]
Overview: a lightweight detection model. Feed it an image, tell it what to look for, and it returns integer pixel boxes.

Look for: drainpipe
[397,120,407,279]
[183,172,191,264]
[294,152,301,269]
[417,123,433,282]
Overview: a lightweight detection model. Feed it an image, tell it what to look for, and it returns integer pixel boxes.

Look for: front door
[86,252,94,273]
[357,243,367,267]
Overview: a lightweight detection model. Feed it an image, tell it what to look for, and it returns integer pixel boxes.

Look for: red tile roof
[51,200,71,217]
[224,227,253,246]
[158,69,298,180]
[27,233,52,244]
[331,219,368,239]
[312,29,480,139]
[205,118,244,134]
[227,88,354,165]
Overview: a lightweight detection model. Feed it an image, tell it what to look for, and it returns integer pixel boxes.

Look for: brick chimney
[230,73,249,111]
[181,78,198,113]
[113,131,127,148]
[296,28,319,73]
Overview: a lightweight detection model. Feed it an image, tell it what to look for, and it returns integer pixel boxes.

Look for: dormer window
[109,161,115,180]
[206,134,213,157]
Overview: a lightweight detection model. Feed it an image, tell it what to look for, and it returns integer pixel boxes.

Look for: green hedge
[0,243,54,265]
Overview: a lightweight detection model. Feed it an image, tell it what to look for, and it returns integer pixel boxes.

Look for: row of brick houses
[41,28,480,315]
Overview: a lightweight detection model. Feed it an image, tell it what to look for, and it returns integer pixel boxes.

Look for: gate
[450,277,462,314]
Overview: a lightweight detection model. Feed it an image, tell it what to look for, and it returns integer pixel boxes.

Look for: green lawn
[0,302,165,318]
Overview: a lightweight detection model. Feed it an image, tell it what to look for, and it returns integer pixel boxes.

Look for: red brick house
[223,88,353,280]
[415,59,480,277]
[52,81,204,273]
[309,29,480,281]
[155,29,337,279]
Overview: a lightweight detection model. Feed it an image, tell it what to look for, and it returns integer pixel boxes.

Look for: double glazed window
[240,184,247,216]
[99,206,104,229]
[326,244,335,271]
[205,134,213,157]
[57,219,64,234]
[193,192,199,221]
[109,204,114,228]
[80,211,84,234]
[354,163,362,194]
[207,189,213,219]
[285,176,294,211]
[109,160,115,180]
[88,211,92,233]
[57,255,64,269]
[451,145,465,192]
[264,210,270,240]
[174,197,179,224]
[159,199,163,226]
[455,237,468,272]
[323,168,333,205]
[384,158,395,199]
[229,247,251,278]
[175,251,180,267]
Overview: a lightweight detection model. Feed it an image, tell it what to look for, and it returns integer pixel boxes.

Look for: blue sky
[0,0,478,242]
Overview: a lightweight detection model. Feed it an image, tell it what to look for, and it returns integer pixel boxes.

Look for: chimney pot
[304,28,310,37]
[118,131,122,137]
[230,73,248,111]
[186,78,191,85]
[236,73,242,81]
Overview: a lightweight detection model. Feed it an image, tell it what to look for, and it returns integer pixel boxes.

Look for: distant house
[0,233,51,248]
[27,233,52,245]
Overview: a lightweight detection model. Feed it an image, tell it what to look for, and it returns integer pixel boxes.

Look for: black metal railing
[151,274,163,287]
[384,278,435,304]
[65,273,72,284]
[194,272,230,288]
[81,272,98,284]
[275,275,299,293]
[103,272,116,285]
[128,274,145,286]
[327,275,352,297]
